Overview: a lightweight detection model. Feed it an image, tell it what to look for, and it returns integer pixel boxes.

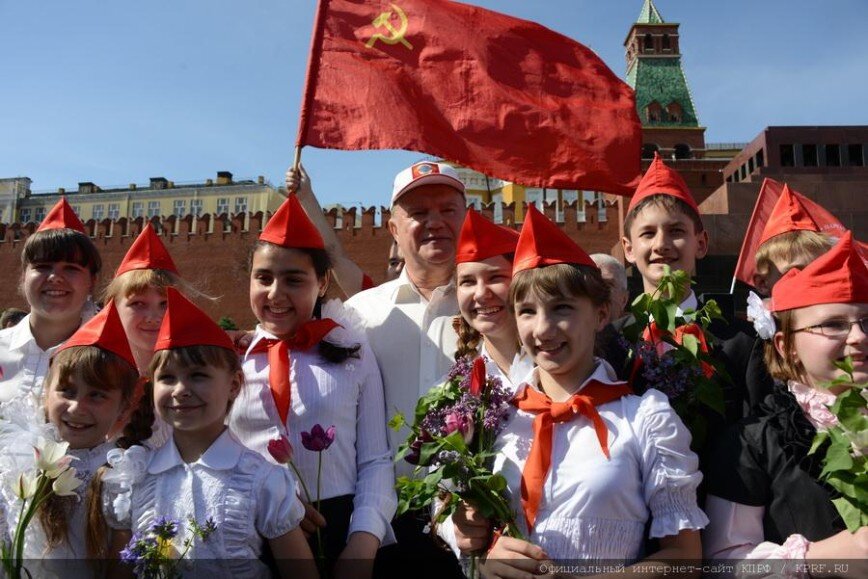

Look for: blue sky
[1,0,865,207]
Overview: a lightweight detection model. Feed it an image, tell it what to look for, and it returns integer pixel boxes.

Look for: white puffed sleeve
[636,389,709,538]
[255,465,306,539]
[101,446,150,530]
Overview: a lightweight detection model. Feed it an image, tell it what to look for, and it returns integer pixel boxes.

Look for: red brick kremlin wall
[0,200,622,328]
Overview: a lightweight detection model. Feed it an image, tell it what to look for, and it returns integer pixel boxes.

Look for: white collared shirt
[111,429,304,577]
[491,359,707,561]
[479,341,535,395]
[229,317,396,545]
[344,269,458,476]
[0,314,62,403]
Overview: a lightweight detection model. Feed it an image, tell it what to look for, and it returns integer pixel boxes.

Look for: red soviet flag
[732,178,852,290]
[296,0,642,195]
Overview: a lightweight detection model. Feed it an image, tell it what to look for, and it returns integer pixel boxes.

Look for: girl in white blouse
[451,206,706,575]
[105,289,315,578]
[0,199,101,404]
[0,302,138,578]
[228,195,395,577]
[443,208,533,392]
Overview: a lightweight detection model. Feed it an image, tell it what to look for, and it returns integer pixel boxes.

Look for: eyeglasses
[793,317,868,338]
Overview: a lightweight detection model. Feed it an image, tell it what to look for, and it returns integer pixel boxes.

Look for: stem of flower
[315,452,324,563]
[288,461,313,503]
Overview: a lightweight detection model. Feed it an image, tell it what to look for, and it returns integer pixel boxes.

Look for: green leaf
[832,496,864,532]
[388,413,406,432]
[418,440,444,467]
[834,356,856,377]
[695,378,726,416]
[808,431,829,456]
[821,438,855,476]
[487,473,507,492]
[423,469,444,487]
[681,333,699,357]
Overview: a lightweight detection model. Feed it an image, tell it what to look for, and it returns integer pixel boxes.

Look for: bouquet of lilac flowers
[389,356,521,540]
[620,266,726,450]
[120,516,217,579]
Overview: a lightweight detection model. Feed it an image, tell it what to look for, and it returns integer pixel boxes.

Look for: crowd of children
[0,150,864,578]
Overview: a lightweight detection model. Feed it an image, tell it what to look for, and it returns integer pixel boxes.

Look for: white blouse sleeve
[704,495,810,561]
[636,389,709,538]
[349,342,397,545]
[255,465,306,539]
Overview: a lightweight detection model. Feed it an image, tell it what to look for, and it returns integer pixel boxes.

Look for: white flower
[52,467,83,498]
[747,291,776,340]
[34,438,74,478]
[14,472,38,500]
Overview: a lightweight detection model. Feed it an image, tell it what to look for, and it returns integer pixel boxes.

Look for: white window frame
[92,204,105,220]
[217,198,230,215]
[234,196,248,214]
[147,201,161,218]
[191,199,203,217]
[173,199,186,217]
[108,203,120,220]
[131,202,144,218]
[20,208,32,223]
[34,207,46,223]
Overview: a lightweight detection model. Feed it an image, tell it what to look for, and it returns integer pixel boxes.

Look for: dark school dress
[705,382,844,544]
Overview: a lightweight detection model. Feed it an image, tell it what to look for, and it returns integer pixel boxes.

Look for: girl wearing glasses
[704,232,868,561]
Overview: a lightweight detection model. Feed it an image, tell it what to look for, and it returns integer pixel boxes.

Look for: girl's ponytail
[86,379,155,560]
[452,315,482,362]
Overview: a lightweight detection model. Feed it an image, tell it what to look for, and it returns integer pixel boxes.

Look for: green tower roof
[628,57,700,127]
[637,0,665,24]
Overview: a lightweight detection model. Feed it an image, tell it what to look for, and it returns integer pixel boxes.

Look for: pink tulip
[444,412,474,444]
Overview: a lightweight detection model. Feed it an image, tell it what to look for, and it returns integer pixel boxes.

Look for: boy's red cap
[513,204,596,274]
[37,198,87,233]
[757,184,823,246]
[455,208,519,264]
[116,224,180,277]
[771,232,868,312]
[154,287,233,352]
[627,152,699,216]
[56,301,136,368]
[259,194,324,249]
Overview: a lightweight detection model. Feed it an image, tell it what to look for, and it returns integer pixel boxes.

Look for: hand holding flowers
[390,356,520,540]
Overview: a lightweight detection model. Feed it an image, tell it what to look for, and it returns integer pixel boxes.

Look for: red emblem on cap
[412,163,439,179]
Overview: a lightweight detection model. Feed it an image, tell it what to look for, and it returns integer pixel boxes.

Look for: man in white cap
[346,160,465,576]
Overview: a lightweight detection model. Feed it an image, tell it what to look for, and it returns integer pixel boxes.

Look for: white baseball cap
[391,161,465,205]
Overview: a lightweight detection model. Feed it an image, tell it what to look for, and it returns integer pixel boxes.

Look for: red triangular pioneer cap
[259,194,324,249]
[37,198,86,233]
[513,204,596,274]
[455,208,519,264]
[628,152,699,216]
[116,224,179,276]
[154,288,233,352]
[56,301,136,368]
[772,232,868,312]
[757,185,822,246]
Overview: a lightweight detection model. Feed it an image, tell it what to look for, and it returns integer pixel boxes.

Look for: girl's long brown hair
[38,346,142,560]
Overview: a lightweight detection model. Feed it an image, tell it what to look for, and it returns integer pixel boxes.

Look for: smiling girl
[451,206,706,576]
[0,301,140,576]
[103,288,316,578]
[228,195,394,577]
[432,208,531,391]
[705,232,868,561]
[0,199,101,403]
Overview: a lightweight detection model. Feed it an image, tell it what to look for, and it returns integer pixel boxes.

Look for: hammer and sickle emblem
[365,3,413,50]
